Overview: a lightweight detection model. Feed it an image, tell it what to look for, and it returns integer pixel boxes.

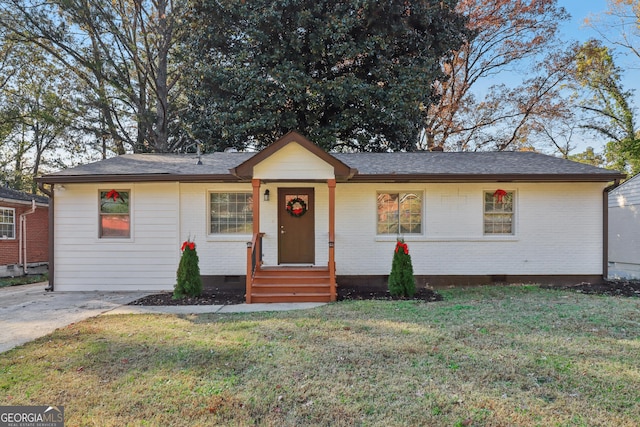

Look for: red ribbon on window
[106,189,120,202]
[493,189,507,204]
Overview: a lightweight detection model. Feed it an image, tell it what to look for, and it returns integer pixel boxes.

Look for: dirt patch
[129,286,443,306]
[542,280,640,297]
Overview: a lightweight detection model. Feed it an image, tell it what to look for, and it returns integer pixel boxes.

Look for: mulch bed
[128,286,443,306]
[128,280,640,307]
[129,290,245,306]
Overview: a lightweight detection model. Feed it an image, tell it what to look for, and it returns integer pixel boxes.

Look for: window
[377,192,422,234]
[210,192,253,234]
[99,190,130,238]
[0,207,15,239]
[484,190,514,234]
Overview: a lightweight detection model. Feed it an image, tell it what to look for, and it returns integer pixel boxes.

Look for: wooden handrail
[246,232,264,304]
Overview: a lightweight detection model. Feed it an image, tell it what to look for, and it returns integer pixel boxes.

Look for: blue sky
[557,0,602,40]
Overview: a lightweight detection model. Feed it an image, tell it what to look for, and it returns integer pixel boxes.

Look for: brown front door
[278,188,315,264]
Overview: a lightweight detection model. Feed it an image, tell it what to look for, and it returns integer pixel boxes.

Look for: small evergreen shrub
[174,240,203,298]
[388,240,416,298]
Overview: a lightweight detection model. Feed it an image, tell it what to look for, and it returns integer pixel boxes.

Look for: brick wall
[0,201,49,266]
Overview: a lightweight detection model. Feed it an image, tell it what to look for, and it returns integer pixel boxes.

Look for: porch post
[328,179,337,301]
[246,179,261,303]
[252,179,261,235]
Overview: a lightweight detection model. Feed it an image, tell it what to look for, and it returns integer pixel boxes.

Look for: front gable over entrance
[230,131,356,181]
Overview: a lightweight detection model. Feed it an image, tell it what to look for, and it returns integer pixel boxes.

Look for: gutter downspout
[38,182,54,291]
[603,179,623,281]
[19,200,37,275]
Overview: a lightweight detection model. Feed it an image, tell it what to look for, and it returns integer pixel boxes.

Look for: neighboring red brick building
[0,186,49,277]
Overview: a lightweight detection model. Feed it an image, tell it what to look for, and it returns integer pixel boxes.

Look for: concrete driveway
[0,283,151,353]
[0,283,327,354]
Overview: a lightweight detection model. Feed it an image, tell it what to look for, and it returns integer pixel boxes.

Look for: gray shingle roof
[38,150,625,183]
[334,151,619,177]
[44,152,254,177]
[0,186,49,204]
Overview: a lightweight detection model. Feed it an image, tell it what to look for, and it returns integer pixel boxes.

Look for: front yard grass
[1,285,639,426]
[0,274,47,288]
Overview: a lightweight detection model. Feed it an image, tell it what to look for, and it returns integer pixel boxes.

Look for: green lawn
[0,274,47,288]
[1,285,639,426]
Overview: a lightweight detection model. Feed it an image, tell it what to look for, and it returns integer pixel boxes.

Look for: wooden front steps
[249,266,333,303]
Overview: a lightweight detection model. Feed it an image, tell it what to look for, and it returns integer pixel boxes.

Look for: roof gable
[230,131,356,181]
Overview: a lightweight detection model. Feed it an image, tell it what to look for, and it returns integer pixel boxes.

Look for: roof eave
[36,172,627,185]
[0,197,49,206]
[347,173,627,183]
[36,173,241,184]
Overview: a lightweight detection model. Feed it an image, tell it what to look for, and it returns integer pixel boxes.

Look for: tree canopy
[0,0,188,155]
[422,0,570,151]
[182,0,470,152]
[2,0,639,192]
[572,39,639,174]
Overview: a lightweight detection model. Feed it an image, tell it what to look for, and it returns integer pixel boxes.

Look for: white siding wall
[185,182,329,274]
[54,182,180,291]
[608,175,640,279]
[253,143,334,180]
[54,180,607,290]
[180,183,252,275]
[335,182,606,276]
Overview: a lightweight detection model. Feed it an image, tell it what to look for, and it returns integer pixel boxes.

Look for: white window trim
[207,190,254,240]
[97,189,134,242]
[483,189,516,236]
[0,207,16,240]
[375,190,425,237]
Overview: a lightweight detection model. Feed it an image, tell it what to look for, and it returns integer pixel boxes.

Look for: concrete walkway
[0,282,326,353]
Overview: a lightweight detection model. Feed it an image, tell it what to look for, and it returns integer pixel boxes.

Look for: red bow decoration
[106,189,120,202]
[181,241,196,251]
[493,189,507,204]
[395,241,409,255]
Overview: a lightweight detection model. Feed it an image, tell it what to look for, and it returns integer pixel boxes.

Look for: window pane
[101,215,130,238]
[99,190,130,238]
[210,192,253,234]
[0,208,14,238]
[377,192,422,234]
[484,191,514,234]
[399,193,422,234]
[100,190,129,212]
[377,193,399,234]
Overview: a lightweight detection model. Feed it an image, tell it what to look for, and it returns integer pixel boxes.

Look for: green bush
[388,240,416,298]
[174,240,203,298]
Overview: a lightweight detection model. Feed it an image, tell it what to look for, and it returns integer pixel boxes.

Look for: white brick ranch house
[37,132,625,303]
